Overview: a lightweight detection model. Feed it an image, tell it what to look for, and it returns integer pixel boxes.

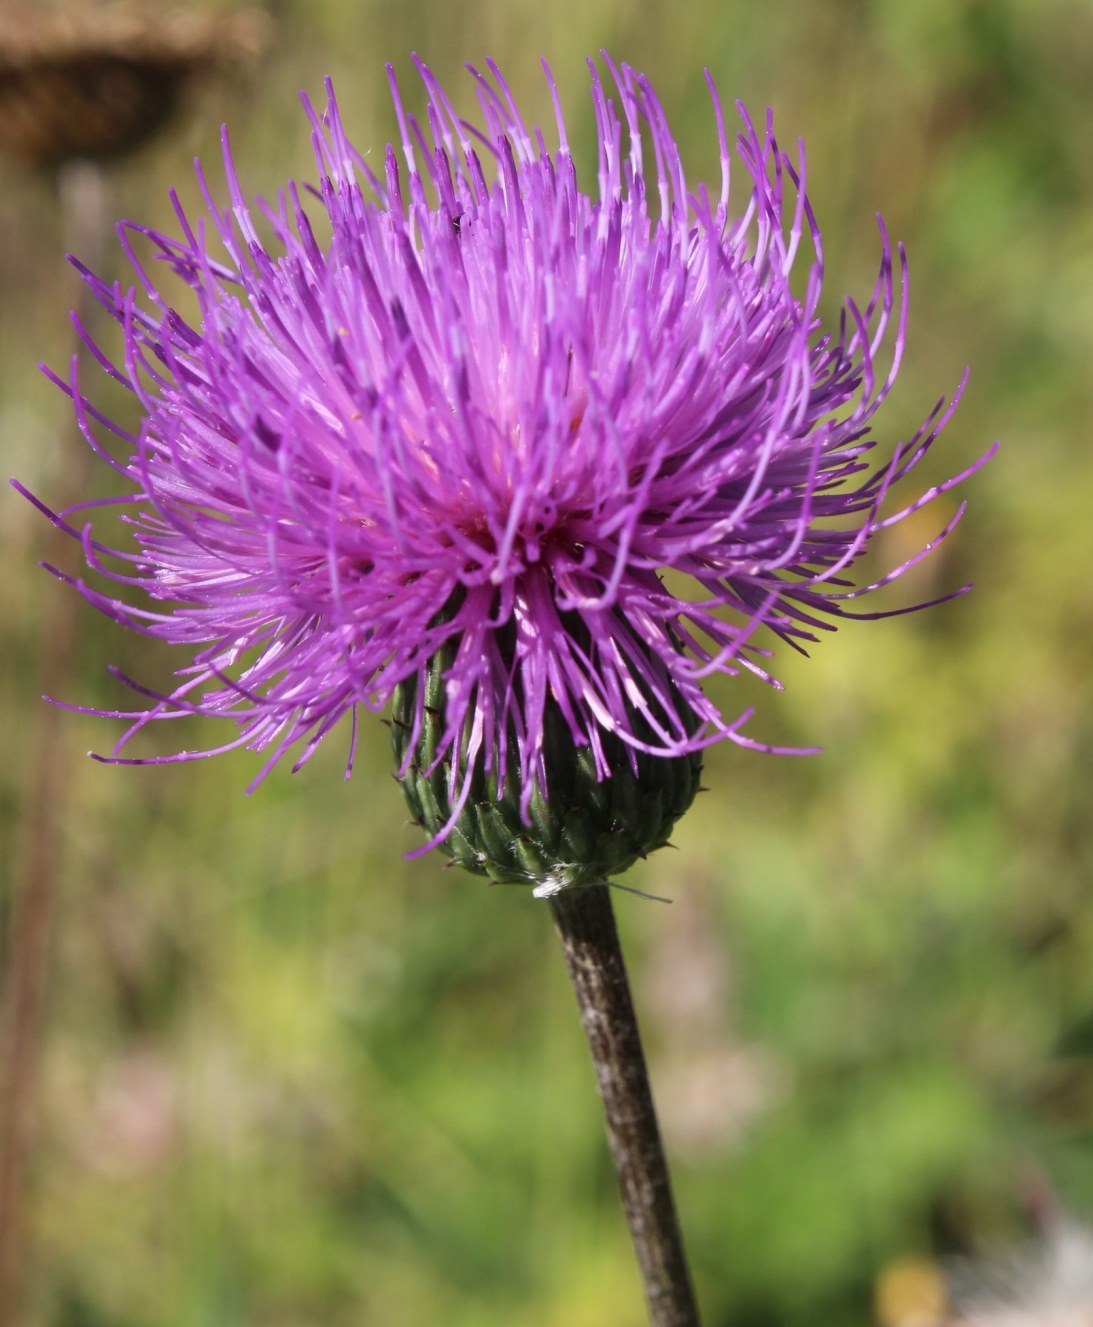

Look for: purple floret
[18,54,993,835]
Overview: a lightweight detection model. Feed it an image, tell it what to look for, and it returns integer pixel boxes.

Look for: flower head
[20,55,991,862]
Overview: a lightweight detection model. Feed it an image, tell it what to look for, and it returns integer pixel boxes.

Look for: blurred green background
[2,0,1092,1323]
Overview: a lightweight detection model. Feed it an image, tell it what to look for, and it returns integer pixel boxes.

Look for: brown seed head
[0,5,272,168]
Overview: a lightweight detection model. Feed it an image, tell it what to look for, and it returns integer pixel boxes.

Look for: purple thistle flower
[19,54,992,849]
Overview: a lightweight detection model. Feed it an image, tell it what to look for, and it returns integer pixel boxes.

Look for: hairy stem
[549,884,701,1327]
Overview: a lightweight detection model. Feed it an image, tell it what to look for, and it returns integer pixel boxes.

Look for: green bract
[392,647,703,896]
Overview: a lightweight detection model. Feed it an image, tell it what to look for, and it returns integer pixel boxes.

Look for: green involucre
[392,647,703,893]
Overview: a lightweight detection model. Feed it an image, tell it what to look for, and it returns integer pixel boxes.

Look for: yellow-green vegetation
[2,0,1092,1323]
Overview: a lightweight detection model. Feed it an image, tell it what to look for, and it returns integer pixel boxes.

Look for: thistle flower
[19,55,990,883]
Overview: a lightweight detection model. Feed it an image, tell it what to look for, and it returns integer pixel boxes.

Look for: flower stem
[549,883,701,1327]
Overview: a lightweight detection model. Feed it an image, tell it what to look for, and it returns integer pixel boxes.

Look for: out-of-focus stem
[0,159,110,1327]
[549,884,701,1327]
